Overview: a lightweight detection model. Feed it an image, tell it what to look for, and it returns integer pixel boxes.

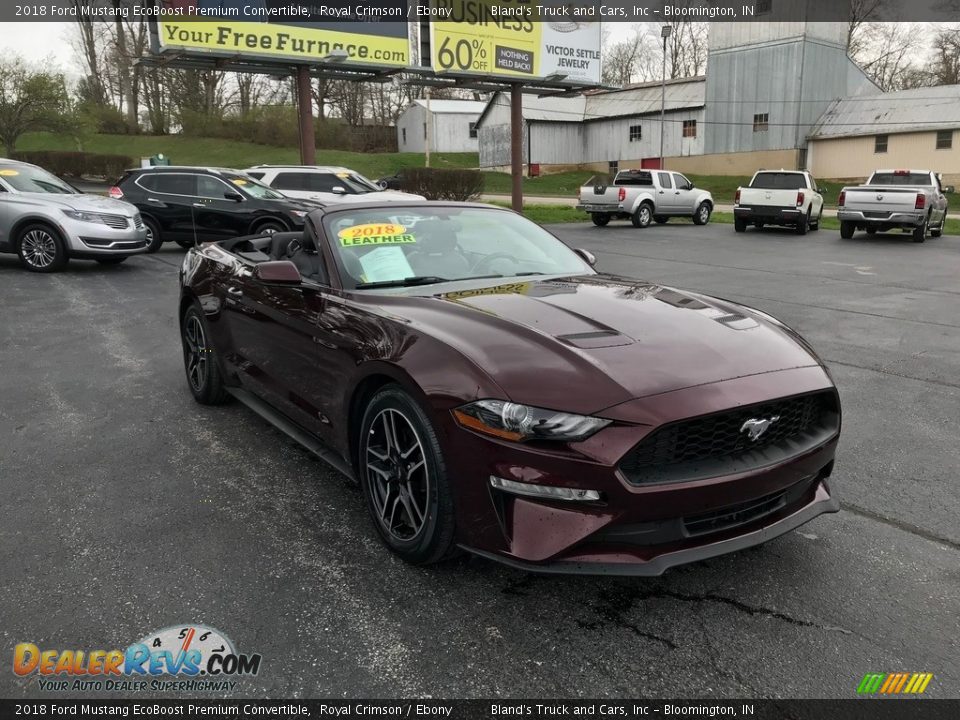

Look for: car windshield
[750,172,805,190]
[0,165,76,194]
[323,207,594,290]
[225,173,286,200]
[868,172,933,186]
[338,173,381,194]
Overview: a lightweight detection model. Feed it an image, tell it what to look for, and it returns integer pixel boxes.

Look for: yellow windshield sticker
[231,179,248,186]
[338,223,415,247]
[336,172,350,179]
[0,169,20,176]
[443,283,531,301]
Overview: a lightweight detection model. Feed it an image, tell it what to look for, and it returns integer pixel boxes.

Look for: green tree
[0,58,71,156]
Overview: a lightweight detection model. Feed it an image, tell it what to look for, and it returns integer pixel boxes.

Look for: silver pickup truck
[838,170,951,243]
[576,169,714,228]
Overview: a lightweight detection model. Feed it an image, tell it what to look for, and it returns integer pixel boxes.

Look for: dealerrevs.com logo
[13,624,262,692]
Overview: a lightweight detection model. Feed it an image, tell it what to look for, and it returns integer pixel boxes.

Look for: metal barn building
[808,86,960,184]
[395,99,487,154]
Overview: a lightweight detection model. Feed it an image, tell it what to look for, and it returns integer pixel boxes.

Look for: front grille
[684,489,787,537]
[619,391,838,484]
[100,214,130,229]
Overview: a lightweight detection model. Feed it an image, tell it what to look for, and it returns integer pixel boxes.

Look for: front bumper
[61,218,149,256]
[441,366,840,575]
[837,209,925,226]
[734,205,803,224]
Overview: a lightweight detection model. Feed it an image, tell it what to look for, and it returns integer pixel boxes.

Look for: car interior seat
[405,221,471,279]
[285,232,324,281]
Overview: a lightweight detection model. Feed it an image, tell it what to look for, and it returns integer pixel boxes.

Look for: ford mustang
[178,202,841,575]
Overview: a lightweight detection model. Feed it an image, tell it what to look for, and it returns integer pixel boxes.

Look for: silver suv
[0,159,148,272]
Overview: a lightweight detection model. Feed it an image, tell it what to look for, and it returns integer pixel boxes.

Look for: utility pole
[425,87,432,168]
[296,66,316,165]
[660,25,672,169]
[510,83,523,212]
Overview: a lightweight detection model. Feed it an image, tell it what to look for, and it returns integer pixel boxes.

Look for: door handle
[226,286,243,297]
[193,202,206,208]
[674,191,680,195]
[658,191,665,194]
[147,198,162,204]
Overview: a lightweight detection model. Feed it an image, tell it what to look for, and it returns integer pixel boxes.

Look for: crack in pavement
[842,503,960,551]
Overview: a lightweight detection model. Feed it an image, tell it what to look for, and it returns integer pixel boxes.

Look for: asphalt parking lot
[1,221,958,700]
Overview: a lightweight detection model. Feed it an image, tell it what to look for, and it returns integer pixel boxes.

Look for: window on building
[875,135,888,153]
[468,122,478,139]
[936,130,953,150]
[629,124,642,142]
[402,128,407,144]
[753,113,769,132]
[608,160,619,175]
[682,120,697,138]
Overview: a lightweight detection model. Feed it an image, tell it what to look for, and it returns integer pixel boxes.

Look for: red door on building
[640,157,661,169]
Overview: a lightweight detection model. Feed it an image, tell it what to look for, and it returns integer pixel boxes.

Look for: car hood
[18,192,139,215]
[373,275,822,414]
[308,190,426,203]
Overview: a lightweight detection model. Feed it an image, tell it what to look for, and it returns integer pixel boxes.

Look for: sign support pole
[296,65,316,165]
[510,83,523,212]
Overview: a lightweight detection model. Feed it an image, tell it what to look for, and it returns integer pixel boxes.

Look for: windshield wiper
[515,272,545,276]
[355,276,450,289]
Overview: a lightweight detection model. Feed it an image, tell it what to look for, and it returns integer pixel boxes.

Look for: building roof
[410,99,487,115]
[476,76,705,128]
[810,85,960,140]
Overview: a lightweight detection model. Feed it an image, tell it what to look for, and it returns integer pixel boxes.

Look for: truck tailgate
[579,185,621,209]
[845,187,919,215]
[739,188,799,207]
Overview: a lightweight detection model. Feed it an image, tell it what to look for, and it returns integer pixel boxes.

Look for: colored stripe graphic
[858,673,933,694]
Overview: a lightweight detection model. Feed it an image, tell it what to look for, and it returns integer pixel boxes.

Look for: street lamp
[660,25,672,169]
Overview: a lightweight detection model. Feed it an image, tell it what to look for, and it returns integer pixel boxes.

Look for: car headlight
[288,210,308,218]
[62,210,103,224]
[453,399,610,442]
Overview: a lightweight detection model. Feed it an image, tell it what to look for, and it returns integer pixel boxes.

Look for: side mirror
[377,180,389,190]
[224,191,244,202]
[945,186,955,194]
[331,186,347,195]
[254,260,302,284]
[688,183,695,189]
[575,248,597,267]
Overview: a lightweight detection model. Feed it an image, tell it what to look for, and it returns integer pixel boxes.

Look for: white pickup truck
[576,169,714,228]
[733,170,824,235]
[837,170,951,243]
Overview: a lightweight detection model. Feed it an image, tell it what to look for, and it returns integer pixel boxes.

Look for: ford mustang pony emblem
[740,416,781,441]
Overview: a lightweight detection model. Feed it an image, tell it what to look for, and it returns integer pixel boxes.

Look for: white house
[395,99,488,154]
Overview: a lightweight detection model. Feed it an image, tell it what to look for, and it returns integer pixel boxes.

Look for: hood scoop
[556,330,633,349]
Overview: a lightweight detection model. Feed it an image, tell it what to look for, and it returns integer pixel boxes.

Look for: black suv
[111,166,321,252]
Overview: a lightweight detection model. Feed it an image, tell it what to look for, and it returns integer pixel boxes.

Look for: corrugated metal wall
[397,106,480,154]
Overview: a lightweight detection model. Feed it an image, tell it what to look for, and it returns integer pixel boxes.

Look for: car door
[807,175,824,217]
[0,181,11,249]
[194,174,250,241]
[139,173,198,242]
[671,173,698,214]
[656,171,675,213]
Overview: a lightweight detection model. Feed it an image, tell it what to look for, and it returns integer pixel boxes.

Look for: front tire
[693,202,711,226]
[591,213,610,227]
[16,224,68,273]
[631,203,653,229]
[181,305,231,405]
[359,385,456,566]
[253,219,286,236]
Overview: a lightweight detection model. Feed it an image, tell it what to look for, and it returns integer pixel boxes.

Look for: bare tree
[852,23,927,90]
[601,26,654,87]
[847,0,888,58]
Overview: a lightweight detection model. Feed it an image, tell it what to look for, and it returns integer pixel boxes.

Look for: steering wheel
[471,252,520,275]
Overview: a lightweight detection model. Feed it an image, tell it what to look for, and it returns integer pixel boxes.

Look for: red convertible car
[178,202,841,575]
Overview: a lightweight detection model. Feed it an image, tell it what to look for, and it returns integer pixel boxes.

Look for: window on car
[222,173,284,199]
[245,171,265,180]
[936,130,952,150]
[323,207,593,289]
[874,135,888,153]
[629,124,642,142]
[673,173,692,190]
[0,165,76,194]
[272,172,310,191]
[682,119,697,138]
[614,171,651,186]
[469,122,478,139]
[197,175,233,199]
[658,172,673,189]
[753,113,769,132]
[749,172,805,190]
[144,173,197,196]
[868,172,934,186]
